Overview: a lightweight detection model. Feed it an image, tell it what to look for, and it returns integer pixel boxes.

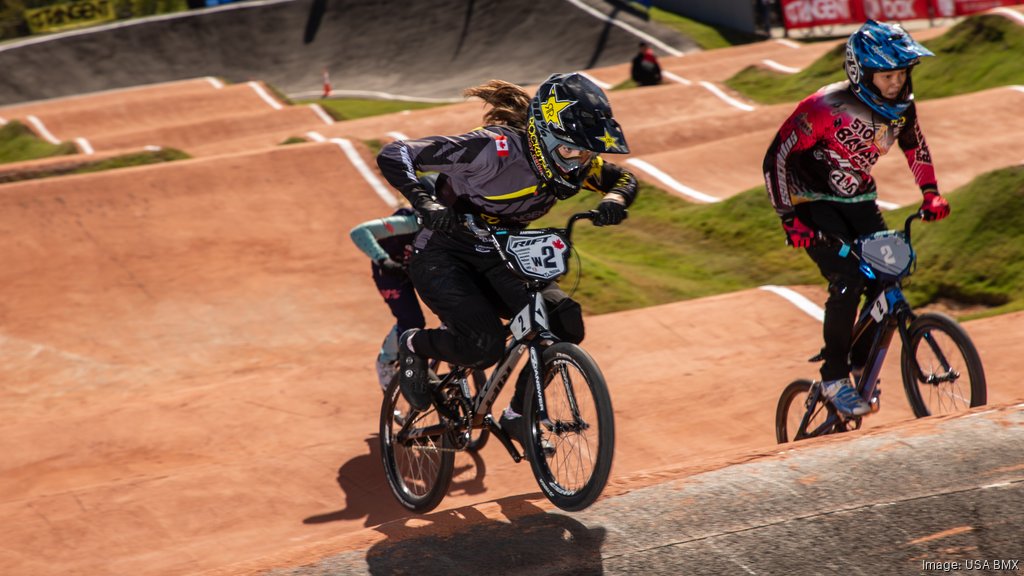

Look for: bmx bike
[380,211,616,513]
[776,212,987,443]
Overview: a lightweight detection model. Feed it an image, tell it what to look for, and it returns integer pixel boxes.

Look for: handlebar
[820,210,922,259]
[463,210,600,241]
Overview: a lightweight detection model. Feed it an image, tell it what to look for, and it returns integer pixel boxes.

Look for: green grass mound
[303,99,449,122]
[537,166,1024,319]
[0,120,77,163]
[648,7,762,50]
[0,147,190,184]
[726,14,1024,104]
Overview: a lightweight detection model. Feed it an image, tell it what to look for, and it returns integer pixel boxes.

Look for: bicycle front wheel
[379,375,455,513]
[775,379,851,443]
[521,343,615,512]
[901,312,987,418]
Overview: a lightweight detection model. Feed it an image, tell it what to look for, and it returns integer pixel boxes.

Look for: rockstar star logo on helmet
[541,94,574,129]
[598,129,620,151]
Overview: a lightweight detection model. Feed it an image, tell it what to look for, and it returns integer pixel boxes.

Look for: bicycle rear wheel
[900,312,987,418]
[522,343,614,512]
[775,379,851,443]
[379,376,455,513]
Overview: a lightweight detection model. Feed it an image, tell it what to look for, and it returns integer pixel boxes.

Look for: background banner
[24,0,116,34]
[781,0,1023,29]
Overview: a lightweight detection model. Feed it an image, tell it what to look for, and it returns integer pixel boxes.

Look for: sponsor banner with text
[781,0,1023,28]
[24,0,116,34]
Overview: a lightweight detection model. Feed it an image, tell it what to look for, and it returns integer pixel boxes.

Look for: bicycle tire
[900,312,987,418]
[775,379,850,443]
[379,375,455,513]
[521,343,615,512]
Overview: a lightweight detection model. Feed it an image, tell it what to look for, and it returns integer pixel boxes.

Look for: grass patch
[727,14,1024,104]
[896,166,1024,320]
[300,99,450,122]
[0,147,189,184]
[0,120,77,163]
[71,148,190,174]
[649,7,762,50]
[534,166,1024,319]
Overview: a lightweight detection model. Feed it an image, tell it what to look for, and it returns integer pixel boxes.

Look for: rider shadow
[302,434,489,528]
[365,497,607,575]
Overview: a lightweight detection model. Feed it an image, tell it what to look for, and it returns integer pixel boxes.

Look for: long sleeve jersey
[349,208,420,265]
[763,80,937,218]
[376,124,638,252]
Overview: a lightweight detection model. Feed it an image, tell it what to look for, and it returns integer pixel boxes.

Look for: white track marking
[307,131,398,208]
[578,71,612,90]
[989,6,1024,25]
[308,104,334,125]
[762,59,801,74]
[247,81,283,110]
[75,137,94,155]
[625,158,720,203]
[205,76,224,89]
[663,70,693,86]
[699,81,755,111]
[563,0,684,56]
[386,131,409,141]
[759,285,825,322]
[26,115,61,144]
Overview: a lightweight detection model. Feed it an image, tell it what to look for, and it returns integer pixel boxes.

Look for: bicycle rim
[379,376,454,513]
[523,343,614,512]
[901,312,987,417]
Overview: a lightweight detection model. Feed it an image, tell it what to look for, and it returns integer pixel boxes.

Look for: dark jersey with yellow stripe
[376,124,637,253]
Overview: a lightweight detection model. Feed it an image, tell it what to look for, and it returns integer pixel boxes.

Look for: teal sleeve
[348,214,420,262]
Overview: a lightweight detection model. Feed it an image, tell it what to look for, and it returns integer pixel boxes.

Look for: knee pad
[467,332,505,369]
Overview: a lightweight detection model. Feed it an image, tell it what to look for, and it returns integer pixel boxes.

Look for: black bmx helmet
[525,72,630,199]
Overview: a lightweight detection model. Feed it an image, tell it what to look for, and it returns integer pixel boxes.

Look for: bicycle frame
[398,212,597,458]
[780,211,984,442]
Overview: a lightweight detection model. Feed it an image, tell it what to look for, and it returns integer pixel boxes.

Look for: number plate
[505,232,570,280]
[869,291,888,322]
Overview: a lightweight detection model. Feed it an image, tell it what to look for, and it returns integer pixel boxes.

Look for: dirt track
[2,24,1023,576]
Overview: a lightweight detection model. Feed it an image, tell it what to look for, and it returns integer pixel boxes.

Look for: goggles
[554,144,596,167]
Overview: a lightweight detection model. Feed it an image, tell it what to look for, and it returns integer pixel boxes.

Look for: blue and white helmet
[844,20,933,120]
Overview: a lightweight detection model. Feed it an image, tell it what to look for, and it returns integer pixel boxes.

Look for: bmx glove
[781,214,816,249]
[920,191,950,222]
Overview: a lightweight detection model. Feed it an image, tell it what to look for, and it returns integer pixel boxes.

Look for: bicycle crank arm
[485,414,523,463]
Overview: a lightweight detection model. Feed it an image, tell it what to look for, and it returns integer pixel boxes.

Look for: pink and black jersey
[763,80,937,217]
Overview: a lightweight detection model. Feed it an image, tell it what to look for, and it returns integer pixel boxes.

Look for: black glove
[594,200,627,226]
[414,198,456,233]
[376,257,406,277]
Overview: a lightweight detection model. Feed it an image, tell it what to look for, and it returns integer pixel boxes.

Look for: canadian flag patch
[494,135,509,157]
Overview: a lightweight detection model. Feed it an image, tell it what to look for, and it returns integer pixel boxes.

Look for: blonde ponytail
[463,80,531,130]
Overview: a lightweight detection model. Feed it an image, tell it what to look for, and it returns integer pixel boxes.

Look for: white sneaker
[822,377,872,417]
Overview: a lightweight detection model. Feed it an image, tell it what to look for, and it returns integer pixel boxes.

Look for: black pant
[371,265,425,335]
[796,200,887,381]
[407,247,584,369]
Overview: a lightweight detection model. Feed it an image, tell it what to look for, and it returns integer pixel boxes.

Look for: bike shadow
[302,434,489,528]
[366,496,607,575]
